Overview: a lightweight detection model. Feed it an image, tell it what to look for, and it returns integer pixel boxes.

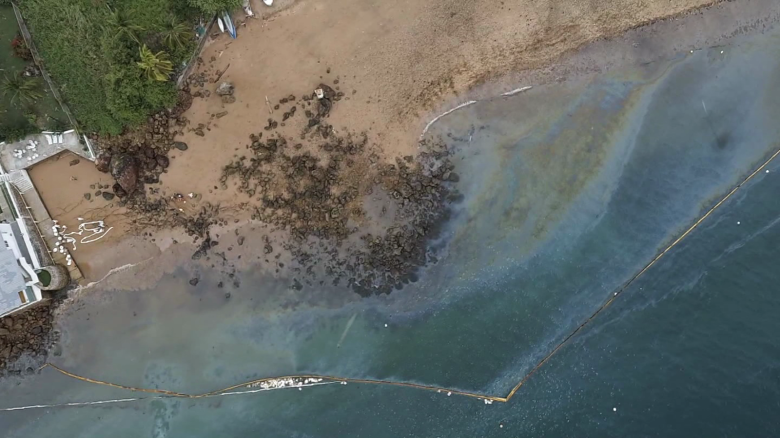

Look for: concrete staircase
[0,172,34,193]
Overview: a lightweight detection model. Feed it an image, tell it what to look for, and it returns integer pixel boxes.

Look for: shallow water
[3,13,780,438]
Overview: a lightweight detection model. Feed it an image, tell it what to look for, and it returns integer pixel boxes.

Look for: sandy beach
[162,0,716,202]
[23,0,721,288]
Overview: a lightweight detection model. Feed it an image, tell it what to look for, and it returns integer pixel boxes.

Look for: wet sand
[27,152,160,281]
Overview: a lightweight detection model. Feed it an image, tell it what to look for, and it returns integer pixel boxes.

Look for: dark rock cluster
[220,84,458,295]
[86,90,224,241]
[91,115,177,197]
[0,303,60,375]
[345,151,457,295]
[89,91,193,200]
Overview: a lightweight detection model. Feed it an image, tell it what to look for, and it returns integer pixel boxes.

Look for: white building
[0,221,43,317]
[0,168,48,318]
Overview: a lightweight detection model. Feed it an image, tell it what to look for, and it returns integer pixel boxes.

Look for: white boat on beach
[222,11,237,38]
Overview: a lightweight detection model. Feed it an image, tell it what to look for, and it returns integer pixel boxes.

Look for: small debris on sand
[215,82,234,96]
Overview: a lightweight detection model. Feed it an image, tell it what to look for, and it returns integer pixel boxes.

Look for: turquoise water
[2,17,780,438]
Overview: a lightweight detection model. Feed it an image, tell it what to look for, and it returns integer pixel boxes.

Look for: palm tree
[106,8,144,43]
[1,74,43,107]
[160,16,191,51]
[136,45,174,81]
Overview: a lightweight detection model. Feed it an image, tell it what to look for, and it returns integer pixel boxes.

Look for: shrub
[17,0,199,134]
[186,0,241,16]
[0,121,38,143]
[137,44,174,81]
[1,73,43,107]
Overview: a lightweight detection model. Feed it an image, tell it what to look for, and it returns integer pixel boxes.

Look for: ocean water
[2,15,780,438]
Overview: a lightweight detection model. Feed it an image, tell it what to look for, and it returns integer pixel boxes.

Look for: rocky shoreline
[0,68,460,373]
[85,70,460,296]
[217,83,459,295]
[0,295,63,377]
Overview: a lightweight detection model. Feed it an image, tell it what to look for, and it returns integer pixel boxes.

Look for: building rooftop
[0,219,43,317]
[0,240,29,315]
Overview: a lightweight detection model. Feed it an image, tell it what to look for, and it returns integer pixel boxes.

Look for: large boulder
[95,153,112,173]
[109,153,139,195]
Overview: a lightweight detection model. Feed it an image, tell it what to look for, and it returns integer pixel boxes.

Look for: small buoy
[298,387,302,391]
[737,221,741,225]
[447,392,452,396]
[613,407,617,412]
[384,323,388,327]
[78,217,84,221]
[720,50,724,54]
[499,424,504,428]
[766,170,770,173]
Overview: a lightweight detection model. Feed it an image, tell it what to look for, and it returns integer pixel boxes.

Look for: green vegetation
[160,16,191,51]
[0,121,37,143]
[185,0,240,16]
[137,44,174,81]
[16,0,212,134]
[2,73,43,106]
[0,5,66,143]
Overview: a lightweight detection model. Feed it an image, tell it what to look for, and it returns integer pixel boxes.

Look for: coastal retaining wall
[176,16,217,88]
